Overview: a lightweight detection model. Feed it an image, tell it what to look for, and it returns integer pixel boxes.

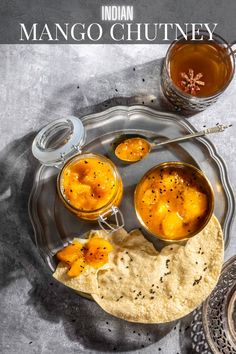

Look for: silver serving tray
[29,105,235,273]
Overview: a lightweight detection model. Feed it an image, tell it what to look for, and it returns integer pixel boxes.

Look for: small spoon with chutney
[114,124,230,163]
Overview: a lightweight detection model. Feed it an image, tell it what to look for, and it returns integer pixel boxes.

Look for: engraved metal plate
[29,105,235,273]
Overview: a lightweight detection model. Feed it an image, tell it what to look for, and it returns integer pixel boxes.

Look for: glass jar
[32,117,124,232]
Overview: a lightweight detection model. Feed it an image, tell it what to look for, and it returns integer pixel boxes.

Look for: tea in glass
[162,32,235,112]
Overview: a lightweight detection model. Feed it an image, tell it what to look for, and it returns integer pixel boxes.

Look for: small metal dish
[134,161,214,242]
[191,255,236,354]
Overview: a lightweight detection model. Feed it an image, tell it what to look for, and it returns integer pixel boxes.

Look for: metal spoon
[114,124,231,163]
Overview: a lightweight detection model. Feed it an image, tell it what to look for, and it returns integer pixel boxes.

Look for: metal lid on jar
[32,116,86,167]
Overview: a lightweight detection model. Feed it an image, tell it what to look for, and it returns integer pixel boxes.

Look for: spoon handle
[152,124,230,148]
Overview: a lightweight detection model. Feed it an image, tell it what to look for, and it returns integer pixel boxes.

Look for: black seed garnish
[142,78,145,82]
[108,329,111,332]
[84,161,88,164]
[160,277,163,283]
[138,333,141,336]
[203,267,207,271]
[193,276,202,286]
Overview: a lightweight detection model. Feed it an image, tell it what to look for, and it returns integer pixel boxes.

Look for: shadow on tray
[0,131,196,353]
[0,57,197,352]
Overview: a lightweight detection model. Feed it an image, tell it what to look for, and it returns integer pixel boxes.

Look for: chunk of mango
[162,212,184,239]
[67,257,86,277]
[142,188,159,205]
[84,237,114,268]
[57,241,83,266]
[183,188,207,222]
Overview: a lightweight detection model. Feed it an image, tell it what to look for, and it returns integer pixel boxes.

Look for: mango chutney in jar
[134,162,214,241]
[58,153,123,220]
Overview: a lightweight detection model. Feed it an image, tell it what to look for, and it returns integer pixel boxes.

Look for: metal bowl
[134,161,214,242]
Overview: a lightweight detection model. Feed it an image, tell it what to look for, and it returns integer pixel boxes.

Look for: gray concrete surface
[0,44,235,354]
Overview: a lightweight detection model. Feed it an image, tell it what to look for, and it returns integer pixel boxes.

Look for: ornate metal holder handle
[98,206,124,233]
[230,42,236,57]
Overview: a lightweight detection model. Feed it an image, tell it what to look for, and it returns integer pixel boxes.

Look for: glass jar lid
[32,116,86,167]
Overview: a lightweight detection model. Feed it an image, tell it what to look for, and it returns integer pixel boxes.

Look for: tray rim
[29,104,235,256]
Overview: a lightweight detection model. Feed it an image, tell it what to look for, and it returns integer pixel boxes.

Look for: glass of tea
[161,31,235,112]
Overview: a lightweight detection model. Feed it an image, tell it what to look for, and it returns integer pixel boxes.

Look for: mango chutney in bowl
[134,162,214,241]
[58,153,123,221]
